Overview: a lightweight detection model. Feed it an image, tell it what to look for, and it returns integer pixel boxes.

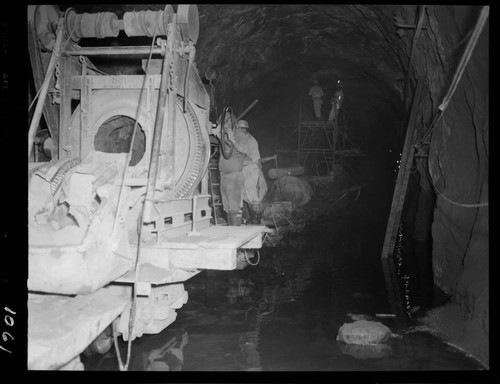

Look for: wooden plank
[169,247,237,270]
[115,262,201,285]
[381,80,423,258]
[28,288,128,370]
[163,225,266,250]
[380,80,423,316]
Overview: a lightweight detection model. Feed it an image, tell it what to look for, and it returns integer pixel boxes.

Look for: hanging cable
[245,249,260,266]
[416,6,489,147]
[438,6,489,113]
[424,157,488,208]
[417,7,489,209]
[111,19,160,372]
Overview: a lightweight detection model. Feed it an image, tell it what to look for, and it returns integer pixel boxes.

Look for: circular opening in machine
[94,115,146,166]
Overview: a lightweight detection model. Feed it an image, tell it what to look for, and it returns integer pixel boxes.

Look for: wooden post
[143,40,170,222]
[380,79,423,317]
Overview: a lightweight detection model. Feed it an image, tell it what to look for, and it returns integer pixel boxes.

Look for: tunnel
[49,4,489,371]
[196,4,489,369]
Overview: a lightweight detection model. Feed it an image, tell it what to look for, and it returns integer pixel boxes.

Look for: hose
[245,249,260,266]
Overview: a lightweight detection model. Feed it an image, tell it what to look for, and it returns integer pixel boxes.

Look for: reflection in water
[337,341,393,360]
[84,210,484,371]
[239,329,261,371]
[142,330,188,371]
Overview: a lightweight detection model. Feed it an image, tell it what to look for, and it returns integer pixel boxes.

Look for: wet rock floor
[83,183,485,372]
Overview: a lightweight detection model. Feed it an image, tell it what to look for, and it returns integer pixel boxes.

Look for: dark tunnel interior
[30,4,489,369]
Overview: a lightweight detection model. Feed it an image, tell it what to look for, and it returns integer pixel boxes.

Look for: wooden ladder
[208,147,224,224]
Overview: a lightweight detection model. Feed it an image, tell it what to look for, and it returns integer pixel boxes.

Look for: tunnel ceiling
[195,4,406,111]
[60,3,415,140]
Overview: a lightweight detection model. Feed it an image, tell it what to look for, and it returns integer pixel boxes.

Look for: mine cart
[27,4,266,370]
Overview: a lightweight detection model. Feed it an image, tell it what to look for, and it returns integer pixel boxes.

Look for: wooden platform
[115,262,201,285]
[163,224,265,249]
[115,225,266,273]
[28,288,128,370]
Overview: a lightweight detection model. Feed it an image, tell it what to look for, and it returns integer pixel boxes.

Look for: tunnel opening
[93,115,146,166]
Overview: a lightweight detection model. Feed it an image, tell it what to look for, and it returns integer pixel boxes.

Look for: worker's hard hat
[238,120,249,129]
[313,79,319,85]
[337,80,344,87]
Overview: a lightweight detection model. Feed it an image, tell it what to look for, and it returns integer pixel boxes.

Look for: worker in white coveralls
[219,120,248,226]
[308,79,324,120]
[328,80,344,121]
[219,119,267,225]
[239,120,268,224]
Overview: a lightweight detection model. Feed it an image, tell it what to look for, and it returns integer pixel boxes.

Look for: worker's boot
[234,211,243,226]
[242,201,251,225]
[227,211,243,226]
[251,204,262,225]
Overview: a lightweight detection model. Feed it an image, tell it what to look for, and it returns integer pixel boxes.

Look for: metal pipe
[28,18,64,159]
[142,41,170,222]
[65,46,163,56]
[237,99,259,121]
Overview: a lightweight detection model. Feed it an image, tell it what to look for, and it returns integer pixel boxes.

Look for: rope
[245,249,260,266]
[112,20,159,372]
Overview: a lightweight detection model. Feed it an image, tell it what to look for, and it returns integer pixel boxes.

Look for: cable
[424,159,488,208]
[416,6,489,148]
[438,6,489,113]
[112,20,159,373]
[415,7,490,210]
[245,249,260,266]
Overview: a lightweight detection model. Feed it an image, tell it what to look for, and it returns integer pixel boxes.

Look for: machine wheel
[70,89,207,198]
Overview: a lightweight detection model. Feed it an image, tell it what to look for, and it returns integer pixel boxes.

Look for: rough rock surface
[336,320,393,345]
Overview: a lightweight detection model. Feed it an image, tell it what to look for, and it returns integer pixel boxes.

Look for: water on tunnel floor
[82,187,484,372]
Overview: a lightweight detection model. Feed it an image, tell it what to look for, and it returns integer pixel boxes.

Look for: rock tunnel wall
[393,6,489,366]
[195,4,489,365]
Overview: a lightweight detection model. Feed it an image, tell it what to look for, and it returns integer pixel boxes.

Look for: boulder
[336,320,393,345]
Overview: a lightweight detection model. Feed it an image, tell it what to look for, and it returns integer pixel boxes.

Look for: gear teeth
[174,97,205,198]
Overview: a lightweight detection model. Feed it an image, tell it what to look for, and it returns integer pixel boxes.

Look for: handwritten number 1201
[0,307,15,354]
